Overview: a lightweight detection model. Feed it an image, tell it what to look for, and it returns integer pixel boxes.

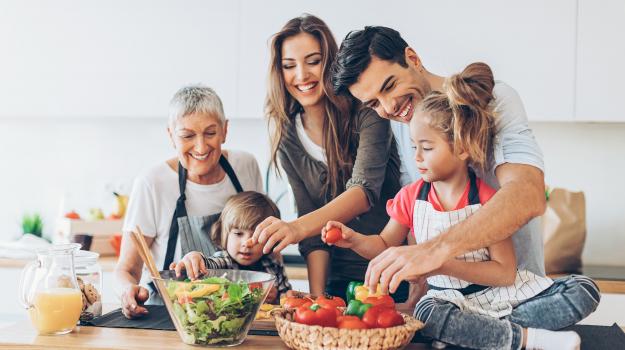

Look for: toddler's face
[409,110,466,182]
[226,227,264,266]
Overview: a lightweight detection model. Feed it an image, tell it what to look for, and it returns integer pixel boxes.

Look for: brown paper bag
[541,188,586,274]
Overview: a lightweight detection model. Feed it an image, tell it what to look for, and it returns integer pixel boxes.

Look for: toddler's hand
[169,251,207,280]
[321,221,357,248]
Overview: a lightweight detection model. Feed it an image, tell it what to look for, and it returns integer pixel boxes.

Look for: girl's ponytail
[444,62,496,171]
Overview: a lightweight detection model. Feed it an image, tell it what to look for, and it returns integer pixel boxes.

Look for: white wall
[0,117,624,266]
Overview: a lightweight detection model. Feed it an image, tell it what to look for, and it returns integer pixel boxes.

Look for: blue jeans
[414,275,601,350]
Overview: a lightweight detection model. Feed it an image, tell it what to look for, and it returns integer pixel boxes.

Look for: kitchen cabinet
[0,0,239,119]
[237,0,576,121]
[576,0,625,121]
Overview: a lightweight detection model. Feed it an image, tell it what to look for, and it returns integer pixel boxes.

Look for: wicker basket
[274,309,424,350]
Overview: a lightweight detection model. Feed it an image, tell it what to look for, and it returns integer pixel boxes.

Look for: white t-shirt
[122,150,263,285]
[295,114,326,164]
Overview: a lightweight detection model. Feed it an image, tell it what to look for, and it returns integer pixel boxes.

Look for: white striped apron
[415,173,553,318]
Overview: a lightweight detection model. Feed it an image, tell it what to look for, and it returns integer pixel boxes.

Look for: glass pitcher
[19,243,84,335]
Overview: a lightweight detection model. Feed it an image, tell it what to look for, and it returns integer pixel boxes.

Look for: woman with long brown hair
[254,14,408,300]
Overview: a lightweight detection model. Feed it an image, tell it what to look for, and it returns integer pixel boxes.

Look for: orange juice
[28,288,82,335]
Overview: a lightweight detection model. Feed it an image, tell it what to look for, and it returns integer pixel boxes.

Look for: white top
[392,81,547,276]
[122,150,263,285]
[295,113,326,164]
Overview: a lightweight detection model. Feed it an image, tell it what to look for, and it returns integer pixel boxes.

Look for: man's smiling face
[348,49,432,123]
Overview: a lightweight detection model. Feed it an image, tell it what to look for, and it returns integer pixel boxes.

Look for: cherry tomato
[316,294,346,309]
[325,227,342,244]
[249,282,263,292]
[377,309,405,328]
[338,317,369,329]
[177,294,193,305]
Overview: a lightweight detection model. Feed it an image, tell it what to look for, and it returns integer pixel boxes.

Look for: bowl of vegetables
[153,269,275,347]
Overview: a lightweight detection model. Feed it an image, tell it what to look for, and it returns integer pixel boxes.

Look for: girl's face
[409,109,467,182]
[226,227,264,266]
[168,112,228,184]
[281,32,325,110]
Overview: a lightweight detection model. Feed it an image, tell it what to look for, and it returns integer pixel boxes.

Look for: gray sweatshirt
[277,107,401,284]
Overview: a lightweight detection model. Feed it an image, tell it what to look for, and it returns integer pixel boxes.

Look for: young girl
[172,191,291,304]
[323,63,599,350]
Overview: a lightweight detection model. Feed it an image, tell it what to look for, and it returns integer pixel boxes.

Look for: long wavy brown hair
[265,14,357,197]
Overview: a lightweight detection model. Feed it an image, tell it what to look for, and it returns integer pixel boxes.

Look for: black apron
[148,155,243,303]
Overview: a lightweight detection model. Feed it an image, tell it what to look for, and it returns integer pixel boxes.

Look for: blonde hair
[265,14,358,198]
[211,191,281,249]
[417,62,496,171]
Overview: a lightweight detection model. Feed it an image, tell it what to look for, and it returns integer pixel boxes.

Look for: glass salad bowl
[153,269,275,347]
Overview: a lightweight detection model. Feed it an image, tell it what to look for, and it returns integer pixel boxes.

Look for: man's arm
[434,163,546,262]
[365,163,546,293]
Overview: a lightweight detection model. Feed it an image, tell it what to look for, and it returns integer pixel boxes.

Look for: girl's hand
[251,216,305,254]
[121,284,150,319]
[321,221,357,249]
[170,251,207,280]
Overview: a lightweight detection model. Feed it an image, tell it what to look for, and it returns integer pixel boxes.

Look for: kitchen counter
[0,320,430,350]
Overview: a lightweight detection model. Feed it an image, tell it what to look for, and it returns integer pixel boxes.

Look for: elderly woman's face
[168,112,228,184]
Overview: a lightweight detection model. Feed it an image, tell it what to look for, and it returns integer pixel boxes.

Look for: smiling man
[331,26,548,293]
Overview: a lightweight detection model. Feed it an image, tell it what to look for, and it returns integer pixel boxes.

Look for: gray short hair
[168,85,226,127]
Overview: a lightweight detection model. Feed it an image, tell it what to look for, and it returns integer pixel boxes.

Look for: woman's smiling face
[281,32,325,109]
[168,112,228,184]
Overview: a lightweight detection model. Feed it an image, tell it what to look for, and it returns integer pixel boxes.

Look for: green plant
[22,213,43,237]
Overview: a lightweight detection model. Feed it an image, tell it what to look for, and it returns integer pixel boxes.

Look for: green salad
[165,276,265,345]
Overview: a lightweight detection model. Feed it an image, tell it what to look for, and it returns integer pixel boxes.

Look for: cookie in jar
[74,250,102,320]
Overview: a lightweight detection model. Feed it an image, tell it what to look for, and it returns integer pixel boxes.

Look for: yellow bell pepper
[354,284,383,302]
[176,284,220,299]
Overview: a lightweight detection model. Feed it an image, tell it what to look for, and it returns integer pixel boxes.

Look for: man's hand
[365,241,448,294]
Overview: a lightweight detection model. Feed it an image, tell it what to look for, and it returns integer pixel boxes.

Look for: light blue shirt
[391,81,546,276]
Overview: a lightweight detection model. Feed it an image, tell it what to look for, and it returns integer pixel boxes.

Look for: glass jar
[74,250,103,319]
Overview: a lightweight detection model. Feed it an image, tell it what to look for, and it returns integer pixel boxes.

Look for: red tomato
[361,305,391,328]
[249,282,263,292]
[283,296,313,309]
[377,309,404,328]
[363,295,395,309]
[177,294,193,305]
[325,228,342,244]
[316,294,346,309]
[338,318,369,329]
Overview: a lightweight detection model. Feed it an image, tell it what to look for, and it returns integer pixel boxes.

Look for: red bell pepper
[294,304,338,327]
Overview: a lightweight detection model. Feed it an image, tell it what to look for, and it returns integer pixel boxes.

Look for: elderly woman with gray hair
[115,85,263,318]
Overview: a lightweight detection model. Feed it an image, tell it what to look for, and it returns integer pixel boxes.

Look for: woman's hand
[170,251,207,280]
[251,216,305,254]
[321,221,359,249]
[121,284,150,319]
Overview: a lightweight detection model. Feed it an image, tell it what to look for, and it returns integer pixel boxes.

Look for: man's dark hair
[332,26,409,96]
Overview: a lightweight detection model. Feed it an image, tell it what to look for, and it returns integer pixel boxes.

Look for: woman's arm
[254,110,395,253]
[114,231,154,318]
[437,237,517,287]
[277,148,330,296]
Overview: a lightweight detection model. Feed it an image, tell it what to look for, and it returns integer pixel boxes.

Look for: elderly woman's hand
[251,216,305,254]
[121,284,150,319]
